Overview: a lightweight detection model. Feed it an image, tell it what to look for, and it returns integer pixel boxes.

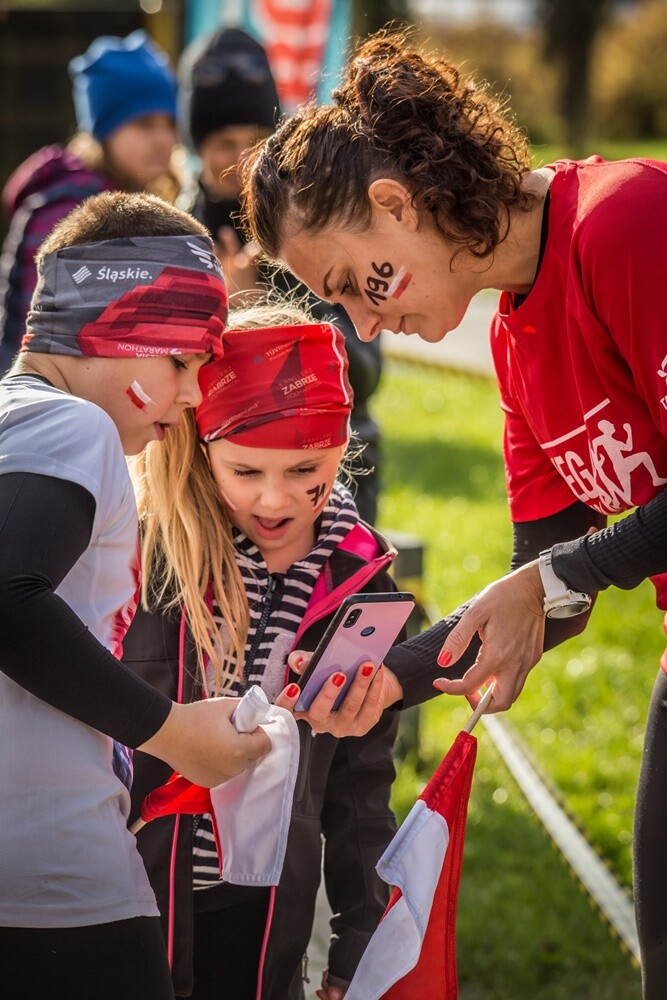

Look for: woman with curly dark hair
[242,29,667,998]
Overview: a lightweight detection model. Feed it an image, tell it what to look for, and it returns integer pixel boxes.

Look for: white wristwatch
[538,549,592,619]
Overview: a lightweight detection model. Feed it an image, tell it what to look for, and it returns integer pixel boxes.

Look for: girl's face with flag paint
[81,352,210,455]
[206,438,346,572]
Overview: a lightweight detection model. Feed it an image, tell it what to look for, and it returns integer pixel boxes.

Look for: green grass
[531,138,667,167]
[375,361,657,998]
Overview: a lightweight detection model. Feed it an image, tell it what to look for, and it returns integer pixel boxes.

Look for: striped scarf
[193,480,358,888]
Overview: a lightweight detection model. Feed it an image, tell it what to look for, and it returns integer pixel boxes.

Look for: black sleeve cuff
[551,489,667,594]
[511,501,606,569]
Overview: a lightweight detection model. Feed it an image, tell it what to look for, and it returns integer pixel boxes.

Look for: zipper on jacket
[302,952,310,985]
[245,575,279,675]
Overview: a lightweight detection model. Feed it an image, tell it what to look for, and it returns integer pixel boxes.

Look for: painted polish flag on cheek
[387,266,412,300]
[126,380,153,410]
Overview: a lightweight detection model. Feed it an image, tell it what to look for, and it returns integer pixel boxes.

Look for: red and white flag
[345,728,479,1000]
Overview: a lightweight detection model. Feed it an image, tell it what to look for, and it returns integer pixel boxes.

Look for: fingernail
[286,684,300,698]
[438,649,452,667]
[361,664,374,677]
[332,673,346,688]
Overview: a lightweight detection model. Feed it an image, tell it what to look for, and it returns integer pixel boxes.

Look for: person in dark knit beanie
[185,28,280,151]
[178,28,281,246]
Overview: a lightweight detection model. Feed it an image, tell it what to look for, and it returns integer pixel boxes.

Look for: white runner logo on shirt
[543,399,667,513]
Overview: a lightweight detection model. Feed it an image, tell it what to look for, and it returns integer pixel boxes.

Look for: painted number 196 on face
[364,261,394,307]
[364,261,411,306]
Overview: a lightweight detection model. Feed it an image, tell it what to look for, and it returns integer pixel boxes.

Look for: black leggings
[0,916,174,1000]
[634,668,667,999]
[191,893,271,999]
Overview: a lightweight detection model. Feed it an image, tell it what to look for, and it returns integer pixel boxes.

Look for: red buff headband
[196,323,353,449]
[24,235,227,359]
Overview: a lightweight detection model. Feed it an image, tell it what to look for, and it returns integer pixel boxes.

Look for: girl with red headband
[124,301,404,1000]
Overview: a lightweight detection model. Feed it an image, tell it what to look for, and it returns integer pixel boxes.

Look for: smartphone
[294,592,415,712]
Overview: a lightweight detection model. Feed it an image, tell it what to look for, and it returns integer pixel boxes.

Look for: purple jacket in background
[0,145,112,374]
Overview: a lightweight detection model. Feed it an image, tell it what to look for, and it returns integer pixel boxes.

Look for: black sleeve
[0,472,172,746]
[551,488,667,593]
[384,500,605,709]
[508,500,607,571]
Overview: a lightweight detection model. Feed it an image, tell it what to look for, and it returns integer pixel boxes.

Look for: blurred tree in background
[413,17,560,148]
[538,0,613,154]
[594,0,667,138]
[411,0,667,154]
[353,0,409,36]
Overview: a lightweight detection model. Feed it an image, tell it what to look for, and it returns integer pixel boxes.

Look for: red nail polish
[361,664,374,677]
[286,684,300,698]
[438,649,452,667]
[332,673,346,688]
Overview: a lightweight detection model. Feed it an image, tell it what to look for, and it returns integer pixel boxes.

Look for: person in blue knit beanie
[0,30,179,377]
[69,29,177,143]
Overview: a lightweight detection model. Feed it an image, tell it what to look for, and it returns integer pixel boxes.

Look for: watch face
[546,600,591,619]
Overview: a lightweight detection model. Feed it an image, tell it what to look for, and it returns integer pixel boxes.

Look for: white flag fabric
[346,731,478,1000]
[211,686,300,885]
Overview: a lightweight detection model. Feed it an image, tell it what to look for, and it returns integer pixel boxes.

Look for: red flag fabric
[130,771,223,873]
[130,687,273,835]
[345,730,478,1000]
[138,772,212,825]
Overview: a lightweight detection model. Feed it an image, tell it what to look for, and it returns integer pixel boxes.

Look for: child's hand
[275,653,403,737]
[315,969,347,999]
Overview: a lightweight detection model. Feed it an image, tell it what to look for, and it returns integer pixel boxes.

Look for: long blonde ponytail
[131,411,248,694]
[131,295,321,694]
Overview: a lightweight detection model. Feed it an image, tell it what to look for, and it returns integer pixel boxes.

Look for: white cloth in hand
[211,686,300,886]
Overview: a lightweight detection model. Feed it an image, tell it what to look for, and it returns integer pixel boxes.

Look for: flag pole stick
[130,818,146,835]
[463,686,494,734]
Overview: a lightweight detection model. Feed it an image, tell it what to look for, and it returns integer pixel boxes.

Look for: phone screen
[294,592,415,712]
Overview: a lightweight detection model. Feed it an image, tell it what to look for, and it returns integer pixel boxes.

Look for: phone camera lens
[343,609,361,628]
[360,625,375,637]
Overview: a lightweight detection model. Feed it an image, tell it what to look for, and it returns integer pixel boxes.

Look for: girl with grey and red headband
[124,303,404,1000]
[0,190,276,1000]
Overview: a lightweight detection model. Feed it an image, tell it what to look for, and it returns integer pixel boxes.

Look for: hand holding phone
[294,592,415,712]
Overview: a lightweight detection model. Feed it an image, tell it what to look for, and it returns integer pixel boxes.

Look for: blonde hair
[131,296,325,694]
